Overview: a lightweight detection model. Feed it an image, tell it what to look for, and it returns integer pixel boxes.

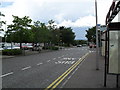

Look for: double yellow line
[45,52,89,90]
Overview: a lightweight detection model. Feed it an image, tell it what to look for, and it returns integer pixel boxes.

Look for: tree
[0,12,5,31]
[6,15,32,49]
[85,26,96,44]
[31,21,51,46]
[73,40,87,46]
[59,26,75,46]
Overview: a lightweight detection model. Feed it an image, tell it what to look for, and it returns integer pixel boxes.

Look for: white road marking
[55,61,75,64]
[47,60,51,62]
[71,70,76,76]
[62,55,64,57]
[0,72,13,78]
[55,62,58,64]
[64,61,69,64]
[63,58,76,60]
[71,61,75,64]
[53,58,56,60]
[37,63,43,65]
[21,66,31,71]
[58,57,61,58]
[61,79,68,88]
[68,75,72,80]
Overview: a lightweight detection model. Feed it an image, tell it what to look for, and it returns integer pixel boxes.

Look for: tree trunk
[20,43,22,49]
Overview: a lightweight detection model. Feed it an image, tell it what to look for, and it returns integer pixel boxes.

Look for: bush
[42,46,59,50]
[51,46,59,50]
[2,49,22,55]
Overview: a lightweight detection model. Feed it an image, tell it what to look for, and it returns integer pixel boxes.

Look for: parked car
[89,44,96,48]
[77,45,82,47]
[93,44,96,48]
[3,46,20,50]
[33,45,42,51]
[89,45,92,48]
[21,44,27,50]
[26,45,33,50]
[0,48,4,51]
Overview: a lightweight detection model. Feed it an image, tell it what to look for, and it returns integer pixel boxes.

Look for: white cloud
[0,0,115,39]
[1,0,113,26]
[55,13,65,23]
[57,15,95,27]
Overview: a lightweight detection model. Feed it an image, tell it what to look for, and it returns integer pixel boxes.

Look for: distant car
[33,45,42,51]
[89,44,96,48]
[93,45,96,48]
[13,46,20,49]
[26,45,33,50]
[89,45,92,48]
[3,46,20,50]
[22,44,28,50]
[77,45,82,47]
[0,48,4,51]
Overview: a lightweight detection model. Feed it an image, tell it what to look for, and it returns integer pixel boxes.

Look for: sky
[0,0,113,39]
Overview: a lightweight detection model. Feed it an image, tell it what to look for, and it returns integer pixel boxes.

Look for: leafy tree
[85,26,96,44]
[73,40,87,46]
[6,15,32,49]
[31,21,51,46]
[59,26,75,46]
[0,12,5,31]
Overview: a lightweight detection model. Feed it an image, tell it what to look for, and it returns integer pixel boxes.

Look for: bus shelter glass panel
[109,31,120,74]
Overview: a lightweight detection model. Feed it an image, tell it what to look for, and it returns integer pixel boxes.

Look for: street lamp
[95,0,99,70]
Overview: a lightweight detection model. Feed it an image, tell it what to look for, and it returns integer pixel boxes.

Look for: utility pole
[95,0,99,70]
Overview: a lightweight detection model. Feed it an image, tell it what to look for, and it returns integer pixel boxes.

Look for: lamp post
[95,0,99,70]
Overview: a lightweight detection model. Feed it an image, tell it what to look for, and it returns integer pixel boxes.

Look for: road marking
[45,52,89,90]
[47,60,51,62]
[55,61,75,65]
[37,63,43,65]
[71,61,75,64]
[21,66,31,71]
[45,60,80,90]
[58,57,61,59]
[62,55,64,57]
[0,72,13,78]
[62,58,77,60]
[60,79,68,88]
[53,58,56,60]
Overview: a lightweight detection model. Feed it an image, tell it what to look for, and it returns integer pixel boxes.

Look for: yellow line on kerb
[45,52,89,90]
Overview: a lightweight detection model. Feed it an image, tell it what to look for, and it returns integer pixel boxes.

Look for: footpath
[62,52,120,88]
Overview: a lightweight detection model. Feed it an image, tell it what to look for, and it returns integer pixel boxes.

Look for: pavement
[62,52,120,88]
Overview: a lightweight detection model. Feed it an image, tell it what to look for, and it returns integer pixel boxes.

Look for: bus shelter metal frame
[104,22,120,88]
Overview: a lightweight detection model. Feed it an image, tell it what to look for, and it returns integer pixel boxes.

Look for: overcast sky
[0,0,113,39]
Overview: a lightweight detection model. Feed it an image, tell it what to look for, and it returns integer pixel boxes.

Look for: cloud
[57,15,95,27]
[0,0,115,39]
[1,0,95,24]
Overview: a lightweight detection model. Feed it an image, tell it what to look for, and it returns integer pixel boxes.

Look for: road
[2,46,92,88]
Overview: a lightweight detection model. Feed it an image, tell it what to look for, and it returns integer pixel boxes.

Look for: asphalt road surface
[2,46,93,88]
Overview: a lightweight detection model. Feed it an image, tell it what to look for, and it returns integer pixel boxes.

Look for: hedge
[51,46,59,50]
[42,46,59,50]
[2,49,22,55]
